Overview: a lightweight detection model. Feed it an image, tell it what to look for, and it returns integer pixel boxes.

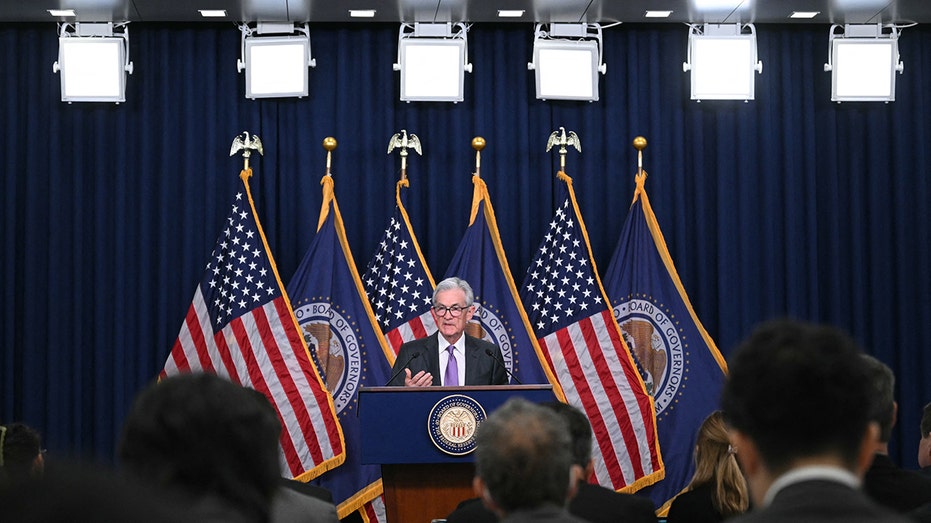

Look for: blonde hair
[685,410,749,517]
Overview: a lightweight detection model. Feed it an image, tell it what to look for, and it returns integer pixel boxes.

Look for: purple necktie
[445,345,459,386]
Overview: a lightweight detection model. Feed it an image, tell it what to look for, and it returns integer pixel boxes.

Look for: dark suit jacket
[729,479,911,523]
[666,482,728,523]
[388,332,508,386]
[278,478,333,503]
[569,482,656,523]
[863,452,931,512]
[446,483,655,523]
[271,487,339,523]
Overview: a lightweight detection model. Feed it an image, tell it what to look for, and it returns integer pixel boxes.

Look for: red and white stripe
[538,309,660,489]
[384,310,437,354]
[360,495,387,523]
[162,286,343,477]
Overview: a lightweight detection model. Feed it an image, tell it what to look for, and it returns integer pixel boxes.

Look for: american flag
[362,179,436,354]
[161,169,345,481]
[519,171,663,491]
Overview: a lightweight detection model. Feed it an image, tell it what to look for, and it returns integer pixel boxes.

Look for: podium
[359,385,556,523]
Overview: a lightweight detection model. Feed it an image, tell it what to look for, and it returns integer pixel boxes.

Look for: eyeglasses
[433,304,469,317]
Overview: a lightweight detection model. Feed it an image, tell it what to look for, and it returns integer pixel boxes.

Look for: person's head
[473,398,579,516]
[119,373,282,522]
[431,277,476,344]
[919,402,931,469]
[686,411,749,516]
[861,354,897,444]
[539,401,593,472]
[0,422,44,483]
[720,319,877,505]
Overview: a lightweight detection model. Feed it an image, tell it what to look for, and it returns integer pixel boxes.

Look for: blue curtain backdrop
[2,22,930,474]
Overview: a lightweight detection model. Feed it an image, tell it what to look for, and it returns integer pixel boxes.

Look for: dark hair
[720,319,873,474]
[540,401,592,468]
[474,398,574,512]
[861,354,896,443]
[0,422,42,482]
[118,373,282,523]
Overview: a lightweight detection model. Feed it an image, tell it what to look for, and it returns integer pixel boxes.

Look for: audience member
[919,402,931,475]
[719,319,910,523]
[446,401,655,523]
[667,410,750,523]
[471,397,587,522]
[860,354,931,512]
[119,373,338,523]
[0,458,192,523]
[0,422,44,485]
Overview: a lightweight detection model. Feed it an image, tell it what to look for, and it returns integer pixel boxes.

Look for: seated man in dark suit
[447,401,656,523]
[388,277,508,387]
[861,355,931,512]
[720,319,911,523]
[471,398,586,522]
[119,373,338,523]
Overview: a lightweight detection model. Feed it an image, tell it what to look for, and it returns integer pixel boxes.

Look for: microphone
[485,348,522,384]
[384,352,421,386]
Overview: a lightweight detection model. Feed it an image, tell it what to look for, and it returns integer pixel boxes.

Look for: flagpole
[472,136,485,178]
[387,129,422,181]
[323,136,337,177]
[633,136,647,177]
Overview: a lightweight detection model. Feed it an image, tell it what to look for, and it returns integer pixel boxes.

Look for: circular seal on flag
[614,296,686,419]
[427,395,487,456]
[292,300,363,415]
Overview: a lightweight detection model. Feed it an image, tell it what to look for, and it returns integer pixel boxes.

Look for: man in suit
[446,401,656,523]
[388,277,508,387]
[860,355,931,512]
[471,398,587,522]
[720,319,911,523]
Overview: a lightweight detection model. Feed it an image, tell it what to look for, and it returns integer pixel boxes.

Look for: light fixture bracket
[392,22,471,103]
[682,23,761,102]
[237,22,316,73]
[52,22,133,103]
[527,23,606,75]
[824,23,903,102]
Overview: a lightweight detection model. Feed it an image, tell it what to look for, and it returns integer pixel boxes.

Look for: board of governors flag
[444,174,566,390]
[287,174,395,520]
[362,178,437,354]
[519,171,663,491]
[602,170,727,513]
[161,168,345,482]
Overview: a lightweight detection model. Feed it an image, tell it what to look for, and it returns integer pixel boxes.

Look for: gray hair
[861,354,896,442]
[474,398,574,513]
[432,277,474,307]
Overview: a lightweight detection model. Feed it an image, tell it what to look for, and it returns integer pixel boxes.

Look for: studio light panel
[245,36,310,99]
[689,35,756,100]
[58,37,125,102]
[831,39,897,101]
[398,39,465,102]
[533,41,599,101]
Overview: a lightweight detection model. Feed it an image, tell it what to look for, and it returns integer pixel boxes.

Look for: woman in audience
[666,411,749,523]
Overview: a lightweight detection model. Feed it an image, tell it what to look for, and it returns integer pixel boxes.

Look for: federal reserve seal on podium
[428,395,487,456]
